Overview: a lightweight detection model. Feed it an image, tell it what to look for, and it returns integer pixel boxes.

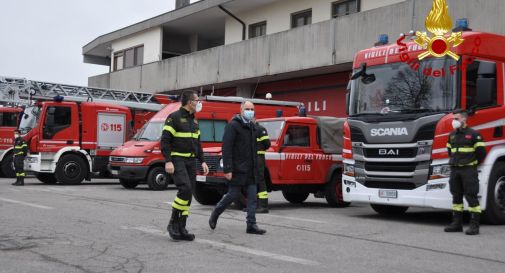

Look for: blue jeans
[214,184,257,225]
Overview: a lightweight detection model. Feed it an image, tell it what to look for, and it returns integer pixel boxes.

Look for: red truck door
[39,104,79,152]
[279,123,316,182]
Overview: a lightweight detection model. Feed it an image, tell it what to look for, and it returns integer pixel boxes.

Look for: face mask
[195,101,203,113]
[452,119,462,130]
[243,110,255,121]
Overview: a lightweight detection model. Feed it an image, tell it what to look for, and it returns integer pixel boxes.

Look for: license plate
[379,189,398,199]
[196,175,206,182]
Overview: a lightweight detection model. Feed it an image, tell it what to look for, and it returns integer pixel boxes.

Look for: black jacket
[222,115,257,185]
[13,137,28,157]
[161,107,204,163]
[447,127,486,167]
[255,123,270,155]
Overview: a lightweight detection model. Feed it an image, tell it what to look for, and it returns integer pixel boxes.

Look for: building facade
[83,0,505,117]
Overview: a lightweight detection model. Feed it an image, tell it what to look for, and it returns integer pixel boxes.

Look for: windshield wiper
[350,113,385,117]
[397,108,437,114]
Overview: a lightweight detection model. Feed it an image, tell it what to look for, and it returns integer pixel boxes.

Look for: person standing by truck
[11,130,27,186]
[162,90,209,241]
[255,120,270,213]
[208,101,266,235]
[445,110,486,235]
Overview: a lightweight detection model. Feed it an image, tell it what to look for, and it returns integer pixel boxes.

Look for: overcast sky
[0,0,194,86]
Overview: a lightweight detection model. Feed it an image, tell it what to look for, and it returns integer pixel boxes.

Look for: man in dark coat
[208,101,266,235]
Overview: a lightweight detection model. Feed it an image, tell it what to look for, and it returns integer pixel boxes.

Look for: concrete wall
[88,73,110,89]
[111,27,162,65]
[89,0,505,93]
[225,0,405,44]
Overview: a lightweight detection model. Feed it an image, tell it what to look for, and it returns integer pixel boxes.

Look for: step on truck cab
[195,116,348,207]
[109,96,302,191]
[0,106,22,177]
[343,31,505,224]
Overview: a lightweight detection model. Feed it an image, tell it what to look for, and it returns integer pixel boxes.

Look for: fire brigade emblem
[414,0,463,61]
[101,123,109,132]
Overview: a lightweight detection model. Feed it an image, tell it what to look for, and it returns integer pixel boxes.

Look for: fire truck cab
[196,116,348,207]
[343,31,505,224]
[0,106,22,177]
[109,96,302,191]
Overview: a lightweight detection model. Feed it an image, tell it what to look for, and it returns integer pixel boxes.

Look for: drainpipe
[219,5,246,40]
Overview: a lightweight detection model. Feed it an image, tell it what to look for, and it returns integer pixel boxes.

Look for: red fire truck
[194,116,348,207]
[0,77,165,185]
[0,106,22,177]
[342,31,505,224]
[109,96,302,193]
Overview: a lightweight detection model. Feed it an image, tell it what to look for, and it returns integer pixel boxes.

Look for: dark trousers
[215,183,257,225]
[449,166,480,207]
[171,157,196,214]
[257,156,267,194]
[14,156,25,177]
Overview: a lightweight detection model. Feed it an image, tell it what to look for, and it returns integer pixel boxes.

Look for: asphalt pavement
[1,178,504,273]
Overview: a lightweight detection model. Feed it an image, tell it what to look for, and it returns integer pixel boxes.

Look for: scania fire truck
[109,96,302,195]
[342,31,505,224]
[0,77,165,185]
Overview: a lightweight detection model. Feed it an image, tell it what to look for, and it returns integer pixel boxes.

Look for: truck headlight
[26,157,38,163]
[124,157,144,164]
[430,164,451,180]
[344,164,355,177]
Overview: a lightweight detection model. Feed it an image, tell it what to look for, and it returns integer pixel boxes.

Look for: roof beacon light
[453,18,472,32]
[375,34,389,46]
[53,95,64,102]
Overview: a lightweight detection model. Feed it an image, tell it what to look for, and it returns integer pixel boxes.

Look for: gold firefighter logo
[414,0,463,61]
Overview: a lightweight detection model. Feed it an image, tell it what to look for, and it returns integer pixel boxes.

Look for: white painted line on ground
[260,214,326,224]
[0,197,54,210]
[121,226,319,266]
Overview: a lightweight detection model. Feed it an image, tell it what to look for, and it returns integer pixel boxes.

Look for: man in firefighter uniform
[445,110,486,235]
[255,121,270,213]
[12,130,28,186]
[161,91,209,241]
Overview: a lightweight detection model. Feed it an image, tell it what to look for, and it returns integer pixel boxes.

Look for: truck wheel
[282,190,309,204]
[325,172,351,207]
[483,162,505,225]
[1,153,16,178]
[192,181,223,205]
[36,173,57,184]
[119,178,139,189]
[371,204,408,216]
[55,154,87,185]
[146,167,170,191]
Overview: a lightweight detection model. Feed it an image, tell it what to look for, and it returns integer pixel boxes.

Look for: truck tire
[282,190,309,204]
[483,162,505,225]
[192,181,223,205]
[325,172,351,207]
[146,167,170,191]
[36,173,58,184]
[371,204,408,216]
[1,152,16,178]
[55,154,87,185]
[120,178,139,189]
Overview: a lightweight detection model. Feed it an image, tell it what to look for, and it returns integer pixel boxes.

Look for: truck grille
[350,126,366,143]
[196,155,220,173]
[364,162,417,173]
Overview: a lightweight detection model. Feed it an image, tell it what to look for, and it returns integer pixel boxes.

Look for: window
[43,106,71,139]
[0,112,18,127]
[332,0,360,18]
[466,60,497,109]
[291,9,312,28]
[283,126,310,147]
[249,21,267,39]
[113,45,144,71]
[199,120,228,142]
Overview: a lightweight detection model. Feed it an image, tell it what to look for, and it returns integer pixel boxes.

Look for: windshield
[349,58,458,116]
[136,121,163,141]
[19,106,41,134]
[259,120,285,141]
